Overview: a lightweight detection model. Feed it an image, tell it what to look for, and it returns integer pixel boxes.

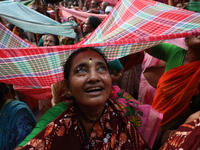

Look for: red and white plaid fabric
[0,0,200,101]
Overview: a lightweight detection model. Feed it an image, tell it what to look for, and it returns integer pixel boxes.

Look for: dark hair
[68,16,77,23]
[190,94,200,113]
[88,16,102,30]
[6,23,15,31]
[63,47,108,81]
[91,0,98,6]
[73,0,79,6]
[45,34,60,46]
[0,83,9,108]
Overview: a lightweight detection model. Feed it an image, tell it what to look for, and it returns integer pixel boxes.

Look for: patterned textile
[138,53,160,104]
[0,1,77,38]
[0,99,36,150]
[0,23,31,48]
[160,118,200,150]
[0,43,7,48]
[0,0,200,100]
[79,0,200,55]
[21,98,150,150]
[14,85,52,100]
[111,86,162,148]
[59,7,107,22]
[152,61,200,129]
[0,23,41,109]
[50,85,163,148]
[138,38,186,105]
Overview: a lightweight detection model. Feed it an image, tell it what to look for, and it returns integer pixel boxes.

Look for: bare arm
[143,60,166,88]
[168,0,174,6]
[161,111,200,145]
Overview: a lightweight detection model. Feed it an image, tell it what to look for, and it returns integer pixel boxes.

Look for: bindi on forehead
[89,58,92,64]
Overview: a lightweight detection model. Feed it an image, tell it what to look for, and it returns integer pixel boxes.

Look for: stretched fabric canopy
[0,23,32,48]
[0,0,200,93]
[59,7,108,22]
[0,1,76,38]
[78,0,200,59]
[21,0,35,7]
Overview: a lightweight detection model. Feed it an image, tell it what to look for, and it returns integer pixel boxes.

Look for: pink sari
[110,85,163,148]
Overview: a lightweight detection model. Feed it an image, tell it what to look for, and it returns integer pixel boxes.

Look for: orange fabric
[152,61,200,127]
[12,26,20,36]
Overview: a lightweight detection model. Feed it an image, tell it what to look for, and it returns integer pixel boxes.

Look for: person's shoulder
[5,99,29,110]
[161,43,185,49]
[45,102,69,114]
[53,102,69,109]
[153,43,186,53]
[39,102,69,121]
[3,100,35,122]
[11,100,34,115]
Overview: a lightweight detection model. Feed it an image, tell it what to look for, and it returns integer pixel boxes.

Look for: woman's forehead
[69,16,75,19]
[72,50,105,64]
[46,35,55,40]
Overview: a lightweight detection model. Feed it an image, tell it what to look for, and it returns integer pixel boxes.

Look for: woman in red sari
[20,47,151,150]
[160,111,200,150]
[147,35,200,148]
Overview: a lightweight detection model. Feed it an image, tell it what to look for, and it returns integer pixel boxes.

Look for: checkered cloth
[0,1,76,38]
[0,23,31,48]
[60,7,107,22]
[79,0,200,59]
[0,0,200,100]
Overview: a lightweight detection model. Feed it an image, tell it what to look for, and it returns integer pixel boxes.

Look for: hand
[111,69,124,83]
[73,26,83,40]
[184,111,200,124]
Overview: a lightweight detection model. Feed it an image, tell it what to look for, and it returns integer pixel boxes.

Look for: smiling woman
[17,47,162,150]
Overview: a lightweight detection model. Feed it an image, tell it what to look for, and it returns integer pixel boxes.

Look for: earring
[67,90,73,97]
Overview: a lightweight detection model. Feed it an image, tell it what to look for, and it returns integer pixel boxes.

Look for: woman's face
[185,35,200,48]
[68,50,112,107]
[82,18,94,34]
[91,0,98,8]
[68,16,76,22]
[43,35,56,46]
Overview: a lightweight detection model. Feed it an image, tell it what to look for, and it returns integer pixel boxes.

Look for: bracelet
[169,130,176,138]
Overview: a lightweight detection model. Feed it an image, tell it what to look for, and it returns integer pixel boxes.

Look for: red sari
[21,99,150,150]
[152,61,200,129]
[160,118,200,150]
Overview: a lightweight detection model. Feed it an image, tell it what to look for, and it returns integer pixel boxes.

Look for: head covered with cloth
[20,47,163,149]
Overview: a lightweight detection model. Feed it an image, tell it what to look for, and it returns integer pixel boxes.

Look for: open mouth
[85,87,103,93]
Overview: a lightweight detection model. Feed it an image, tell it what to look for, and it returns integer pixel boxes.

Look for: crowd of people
[0,0,200,149]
